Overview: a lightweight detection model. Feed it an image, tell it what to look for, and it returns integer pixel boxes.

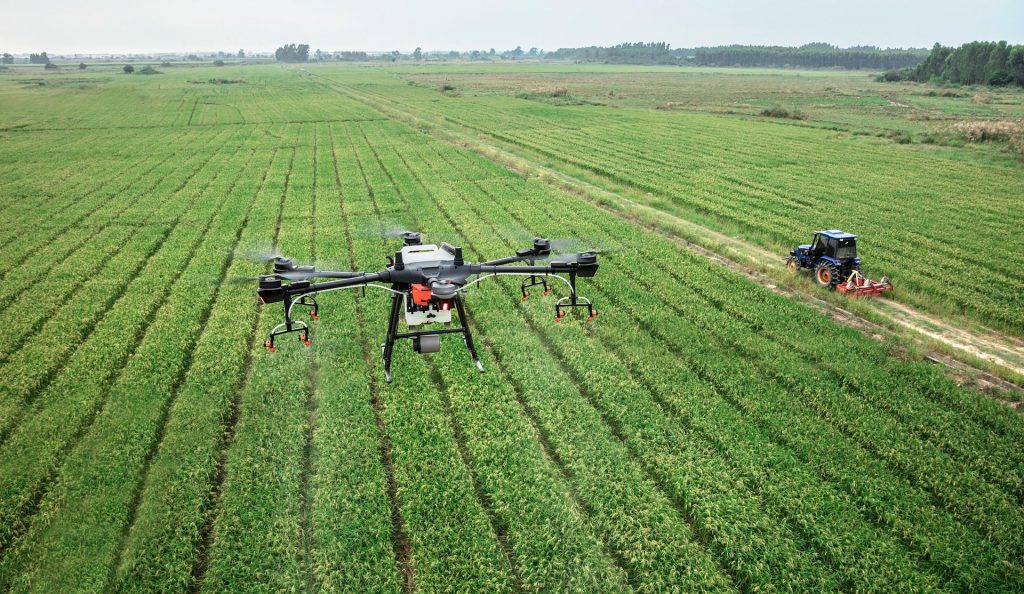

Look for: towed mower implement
[836,269,893,297]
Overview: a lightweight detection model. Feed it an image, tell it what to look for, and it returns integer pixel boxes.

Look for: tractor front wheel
[786,257,798,273]
[815,262,839,289]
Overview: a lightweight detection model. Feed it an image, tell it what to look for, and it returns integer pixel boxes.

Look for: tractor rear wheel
[815,262,839,289]
[786,257,798,273]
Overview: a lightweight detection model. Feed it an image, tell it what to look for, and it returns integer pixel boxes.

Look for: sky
[2,0,1022,55]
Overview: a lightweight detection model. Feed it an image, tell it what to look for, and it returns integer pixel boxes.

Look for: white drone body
[400,244,454,327]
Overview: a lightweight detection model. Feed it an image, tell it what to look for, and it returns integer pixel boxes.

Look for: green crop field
[1,62,1023,593]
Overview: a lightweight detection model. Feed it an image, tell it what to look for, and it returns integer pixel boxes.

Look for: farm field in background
[324,66,1024,336]
[0,63,1023,593]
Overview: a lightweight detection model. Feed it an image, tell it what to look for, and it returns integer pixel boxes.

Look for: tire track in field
[188,146,294,594]
[300,125,320,594]
[468,327,640,591]
[341,123,414,593]
[0,137,255,561]
[0,129,247,444]
[355,124,528,591]
[353,123,527,591]
[426,363,525,591]
[373,131,741,592]
[104,142,269,590]
[324,122,409,591]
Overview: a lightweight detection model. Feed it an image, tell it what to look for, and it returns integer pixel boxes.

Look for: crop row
[0,126,271,590]
[370,122,1024,589]
[0,126,247,441]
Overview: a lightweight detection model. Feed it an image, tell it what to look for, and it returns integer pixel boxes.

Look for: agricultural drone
[257,232,599,382]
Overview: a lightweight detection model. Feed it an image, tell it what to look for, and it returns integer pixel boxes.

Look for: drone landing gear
[520,273,550,302]
[381,291,483,383]
[265,295,318,351]
[553,271,596,322]
[555,297,596,322]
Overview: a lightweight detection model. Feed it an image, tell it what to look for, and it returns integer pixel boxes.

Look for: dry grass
[950,119,1024,154]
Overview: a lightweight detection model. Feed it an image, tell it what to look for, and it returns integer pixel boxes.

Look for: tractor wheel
[815,262,839,289]
[786,257,798,273]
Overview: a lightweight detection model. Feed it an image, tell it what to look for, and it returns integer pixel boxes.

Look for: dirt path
[314,73,1024,407]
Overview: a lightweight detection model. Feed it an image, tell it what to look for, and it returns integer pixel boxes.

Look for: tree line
[546,42,676,65]
[690,44,927,70]
[881,41,1024,86]
[543,42,927,69]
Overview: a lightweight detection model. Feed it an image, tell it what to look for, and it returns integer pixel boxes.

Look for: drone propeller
[549,248,614,263]
[234,243,284,264]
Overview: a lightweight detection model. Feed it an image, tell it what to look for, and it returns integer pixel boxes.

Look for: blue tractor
[787,230,891,296]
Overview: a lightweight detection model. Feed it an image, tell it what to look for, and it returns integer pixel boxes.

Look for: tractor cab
[807,230,858,263]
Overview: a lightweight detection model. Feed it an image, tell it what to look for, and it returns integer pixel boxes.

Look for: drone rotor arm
[287,270,391,296]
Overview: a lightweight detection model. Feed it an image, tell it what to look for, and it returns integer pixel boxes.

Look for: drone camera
[412,335,441,354]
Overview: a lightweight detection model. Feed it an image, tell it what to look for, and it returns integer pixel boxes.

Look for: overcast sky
[3,0,1022,55]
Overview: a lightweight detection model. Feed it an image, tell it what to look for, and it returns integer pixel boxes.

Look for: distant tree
[44,62,58,70]
[29,52,50,64]
[448,50,459,59]
[139,65,161,74]
[512,46,524,58]
[237,49,245,58]
[528,47,538,57]
[470,50,481,60]
[489,48,495,56]
[390,50,400,62]
[886,41,1024,87]
[274,43,309,62]
[413,47,422,60]
[213,59,225,66]
[314,49,328,61]
[186,54,200,61]
[1,53,13,64]
[123,64,135,73]
[1009,46,1024,86]
[78,62,87,69]
[336,51,368,61]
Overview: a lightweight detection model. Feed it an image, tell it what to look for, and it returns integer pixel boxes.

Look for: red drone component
[411,283,432,307]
